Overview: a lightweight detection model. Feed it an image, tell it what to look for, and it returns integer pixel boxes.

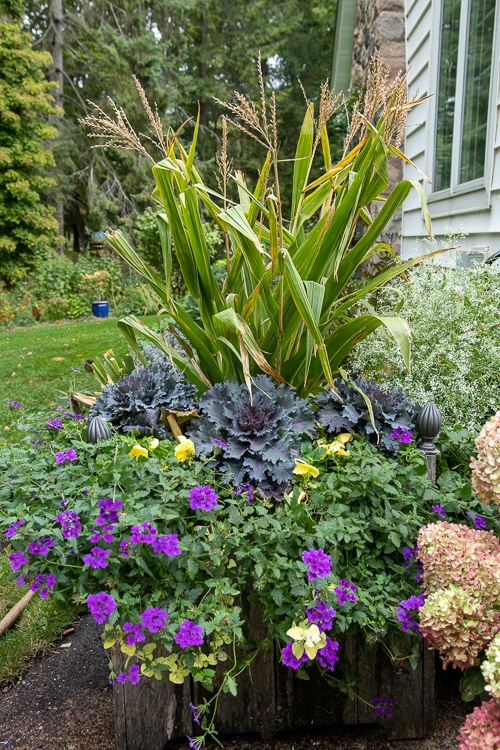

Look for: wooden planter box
[111,610,434,750]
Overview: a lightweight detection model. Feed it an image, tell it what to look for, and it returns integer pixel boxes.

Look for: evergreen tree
[0,1,59,283]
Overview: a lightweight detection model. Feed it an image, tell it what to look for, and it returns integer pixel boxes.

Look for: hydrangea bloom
[333,579,358,605]
[481,633,500,698]
[152,534,182,556]
[301,548,332,581]
[281,641,310,670]
[140,607,169,634]
[82,547,110,569]
[189,485,219,512]
[471,411,500,506]
[457,698,500,750]
[174,620,204,648]
[306,600,336,631]
[87,592,117,624]
[316,637,340,671]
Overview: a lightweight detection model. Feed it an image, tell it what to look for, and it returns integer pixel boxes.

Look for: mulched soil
[0,614,475,750]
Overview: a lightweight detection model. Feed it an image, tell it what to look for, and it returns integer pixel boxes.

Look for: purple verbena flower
[140,607,169,634]
[8,400,22,408]
[86,592,117,624]
[30,573,56,599]
[55,449,78,464]
[316,637,340,671]
[235,482,254,502]
[89,524,114,544]
[96,498,123,525]
[130,523,157,545]
[301,548,332,581]
[45,417,63,431]
[306,600,336,631]
[189,702,201,726]
[16,574,27,587]
[389,427,413,444]
[3,518,24,539]
[114,664,140,685]
[432,504,446,519]
[82,546,110,569]
[467,511,487,530]
[334,579,358,606]
[119,540,130,558]
[189,485,220,512]
[27,537,54,556]
[211,438,228,450]
[373,696,393,718]
[396,594,426,633]
[152,534,182,557]
[122,622,146,645]
[9,550,28,571]
[174,620,204,648]
[281,641,310,670]
[55,510,82,540]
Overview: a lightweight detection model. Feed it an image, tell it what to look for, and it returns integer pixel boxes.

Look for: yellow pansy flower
[286,621,327,660]
[318,432,352,458]
[174,435,195,462]
[128,444,148,459]
[147,438,160,451]
[293,459,319,478]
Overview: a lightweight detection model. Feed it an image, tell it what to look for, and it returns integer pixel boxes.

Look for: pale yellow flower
[286,621,327,660]
[147,438,160,451]
[318,433,352,458]
[293,459,319,478]
[174,435,195,462]
[128,444,149,459]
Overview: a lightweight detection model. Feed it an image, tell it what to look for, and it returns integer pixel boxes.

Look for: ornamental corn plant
[82,58,434,397]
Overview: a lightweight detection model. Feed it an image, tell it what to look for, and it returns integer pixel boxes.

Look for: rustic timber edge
[111,632,434,750]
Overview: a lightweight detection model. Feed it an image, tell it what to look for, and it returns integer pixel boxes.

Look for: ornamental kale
[89,361,197,438]
[187,375,317,497]
[315,378,419,454]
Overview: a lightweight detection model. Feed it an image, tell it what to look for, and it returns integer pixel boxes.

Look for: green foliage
[348,264,500,430]
[0,18,59,283]
[105,70,431,398]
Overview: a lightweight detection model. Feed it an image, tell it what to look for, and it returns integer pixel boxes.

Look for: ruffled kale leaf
[89,361,197,438]
[187,375,317,497]
[315,378,419,453]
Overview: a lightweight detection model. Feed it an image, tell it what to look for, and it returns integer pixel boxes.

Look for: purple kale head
[187,375,316,498]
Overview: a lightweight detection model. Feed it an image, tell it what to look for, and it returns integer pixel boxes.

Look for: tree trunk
[47,0,65,247]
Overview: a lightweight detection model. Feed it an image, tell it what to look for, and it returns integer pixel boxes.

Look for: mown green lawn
[0,315,156,444]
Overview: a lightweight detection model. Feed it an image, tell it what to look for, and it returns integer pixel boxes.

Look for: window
[434,0,496,192]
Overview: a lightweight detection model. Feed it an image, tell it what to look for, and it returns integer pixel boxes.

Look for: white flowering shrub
[348,264,500,429]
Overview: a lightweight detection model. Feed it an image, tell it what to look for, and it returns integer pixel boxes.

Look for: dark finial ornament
[416,403,442,450]
[86,415,112,443]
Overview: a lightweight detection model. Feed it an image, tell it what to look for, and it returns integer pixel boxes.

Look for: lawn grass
[0,314,156,683]
[0,314,156,444]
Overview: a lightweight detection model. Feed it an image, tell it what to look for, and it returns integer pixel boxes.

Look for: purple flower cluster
[89,524,114,544]
[396,594,426,633]
[235,482,254,502]
[211,438,228,450]
[189,702,201,726]
[281,642,309,670]
[130,522,157,544]
[189,485,220,512]
[432,504,446,519]
[7,401,22,408]
[87,592,117,624]
[152,534,182,556]
[402,545,417,567]
[3,518,24,539]
[45,417,63,431]
[30,573,56,598]
[389,427,413,444]
[55,449,78,465]
[27,537,55,556]
[56,510,82,540]
[301,548,332,581]
[373,696,393,717]
[140,606,169,634]
[467,511,487,530]
[96,498,122,525]
[9,550,28,571]
[333,579,357,606]
[306,600,336,631]
[122,622,146,646]
[82,546,110,569]
[174,620,204,648]
[115,664,140,685]
[316,637,340,671]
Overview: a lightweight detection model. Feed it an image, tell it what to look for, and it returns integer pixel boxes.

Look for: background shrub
[348,264,500,431]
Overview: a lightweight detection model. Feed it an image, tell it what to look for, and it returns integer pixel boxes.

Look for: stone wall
[352,0,406,255]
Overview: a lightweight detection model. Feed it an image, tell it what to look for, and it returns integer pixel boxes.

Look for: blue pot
[92,301,109,318]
